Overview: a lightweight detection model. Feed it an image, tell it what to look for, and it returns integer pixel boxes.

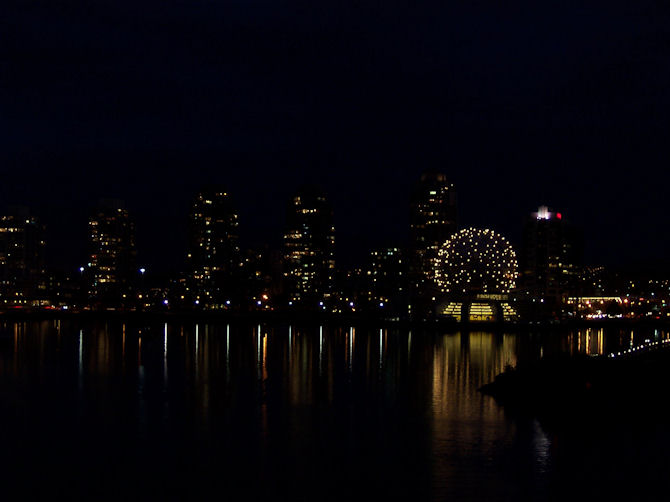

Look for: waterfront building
[186,189,241,308]
[409,171,457,316]
[333,267,366,313]
[520,206,581,303]
[366,247,407,313]
[283,186,335,305]
[335,248,407,314]
[242,246,283,310]
[0,207,47,307]
[46,270,86,309]
[88,199,137,307]
[435,227,519,322]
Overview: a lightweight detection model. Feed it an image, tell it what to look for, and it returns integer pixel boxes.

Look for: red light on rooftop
[556,212,562,219]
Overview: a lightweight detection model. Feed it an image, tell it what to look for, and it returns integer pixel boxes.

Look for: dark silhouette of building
[409,171,458,316]
[283,186,335,305]
[367,247,407,314]
[0,207,47,307]
[46,270,84,309]
[335,267,365,311]
[577,265,608,297]
[335,247,407,315]
[88,199,137,308]
[242,246,283,308]
[186,189,241,308]
[520,206,582,303]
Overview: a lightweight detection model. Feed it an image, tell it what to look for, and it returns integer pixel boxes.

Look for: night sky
[3,1,670,274]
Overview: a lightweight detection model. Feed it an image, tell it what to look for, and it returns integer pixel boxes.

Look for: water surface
[0,321,667,500]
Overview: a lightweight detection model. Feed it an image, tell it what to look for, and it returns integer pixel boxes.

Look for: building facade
[88,199,137,307]
[520,206,581,303]
[409,171,458,316]
[186,189,241,308]
[366,247,407,313]
[283,187,335,305]
[0,207,46,307]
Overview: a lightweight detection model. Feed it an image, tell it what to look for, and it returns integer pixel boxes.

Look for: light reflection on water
[0,320,668,500]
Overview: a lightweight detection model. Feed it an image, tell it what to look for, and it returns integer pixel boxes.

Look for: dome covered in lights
[436,228,518,294]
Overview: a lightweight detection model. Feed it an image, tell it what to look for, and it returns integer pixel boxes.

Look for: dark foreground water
[1,320,669,501]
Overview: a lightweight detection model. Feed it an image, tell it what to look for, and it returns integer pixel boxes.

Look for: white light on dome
[435,227,518,294]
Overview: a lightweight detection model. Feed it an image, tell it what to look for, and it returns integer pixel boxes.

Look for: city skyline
[4,1,670,275]
[1,173,665,278]
[3,174,668,322]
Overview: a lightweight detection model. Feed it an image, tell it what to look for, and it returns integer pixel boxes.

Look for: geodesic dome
[436,228,518,294]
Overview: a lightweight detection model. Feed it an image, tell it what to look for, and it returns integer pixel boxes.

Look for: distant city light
[139,268,146,274]
[163,299,168,305]
[79,266,85,272]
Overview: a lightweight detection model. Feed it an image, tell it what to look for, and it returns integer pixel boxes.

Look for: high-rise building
[409,171,457,313]
[88,199,137,307]
[366,247,407,312]
[520,206,581,302]
[283,186,335,305]
[186,189,241,307]
[0,207,46,307]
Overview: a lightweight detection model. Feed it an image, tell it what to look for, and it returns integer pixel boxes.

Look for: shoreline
[479,342,670,430]
[2,309,670,331]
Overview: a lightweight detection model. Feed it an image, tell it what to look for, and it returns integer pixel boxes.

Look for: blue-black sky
[2,0,670,273]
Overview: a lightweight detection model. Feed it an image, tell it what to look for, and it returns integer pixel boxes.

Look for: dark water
[0,321,669,501]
